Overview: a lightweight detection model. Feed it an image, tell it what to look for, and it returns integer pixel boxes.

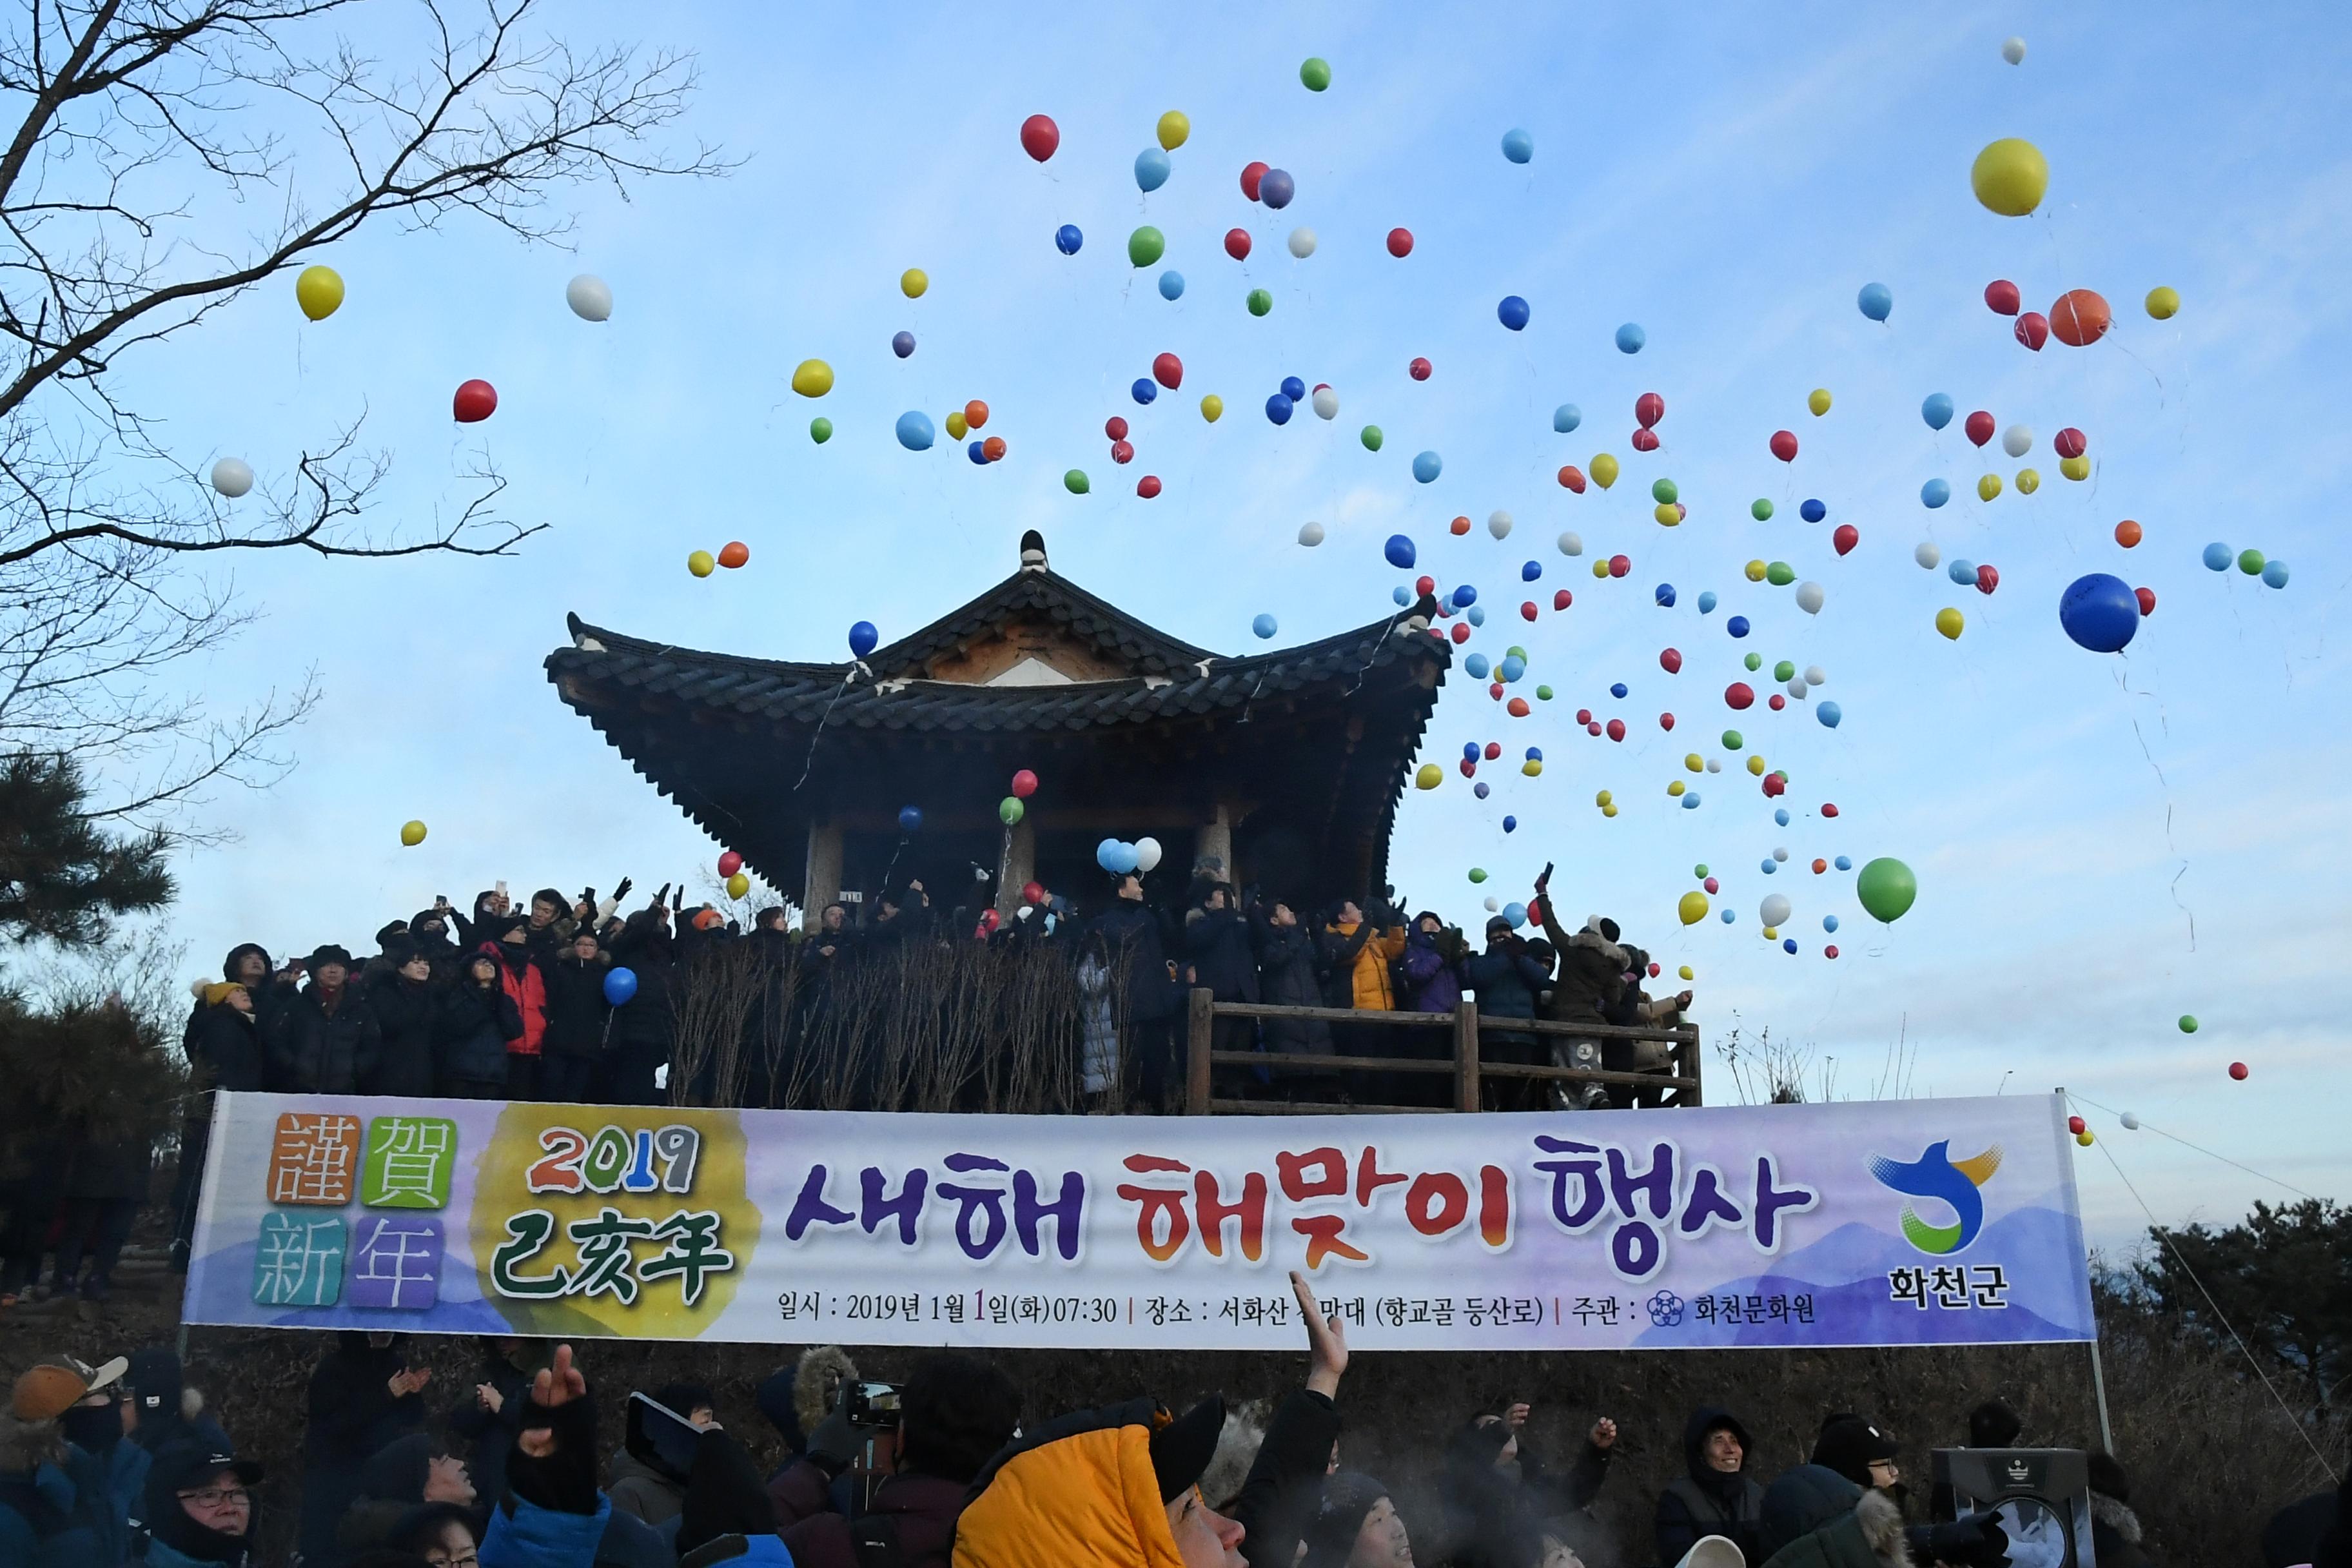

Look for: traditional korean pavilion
[547,531,1451,927]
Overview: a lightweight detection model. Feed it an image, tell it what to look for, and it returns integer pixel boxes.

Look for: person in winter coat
[604,908,676,1106]
[1317,900,1407,1013]
[765,1346,858,1527]
[1433,1406,1614,1568]
[172,948,280,1268]
[141,1444,264,1568]
[524,887,574,959]
[122,1349,234,1461]
[478,1344,612,1568]
[1809,1416,1901,1498]
[297,1333,429,1566]
[49,1130,151,1300]
[335,1431,477,1561]
[455,887,514,951]
[539,928,613,1105]
[1654,1406,1767,1567]
[446,1338,540,1516]
[1400,913,1467,1014]
[267,945,382,1094]
[1250,903,1333,1083]
[1226,1272,1353,1568]
[0,1362,131,1568]
[409,903,463,977]
[1184,884,1260,1093]
[1462,919,1551,1108]
[364,950,443,1097]
[1086,874,1179,1108]
[674,1424,792,1568]
[2085,1452,2156,1568]
[607,1381,713,1526]
[1754,1465,1910,1568]
[437,949,522,1098]
[1075,930,1122,1102]
[493,928,551,1102]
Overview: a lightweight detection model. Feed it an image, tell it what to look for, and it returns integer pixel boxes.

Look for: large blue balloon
[1055,223,1083,255]
[1462,742,1481,760]
[1384,534,1417,569]
[2201,542,2233,571]
[1921,478,1950,509]
[1251,613,1279,639]
[897,805,923,834]
[1501,901,1529,929]
[1921,393,1954,430]
[1799,498,1826,523]
[2059,573,2141,653]
[1817,701,1842,729]
[895,411,935,451]
[1133,147,1171,191]
[1158,270,1186,300]
[1655,583,1676,607]
[1498,295,1531,331]
[1500,128,1533,164]
[1857,282,1893,321]
[1464,653,1491,680]
[1280,376,1306,401]
[1450,583,1477,608]
[1615,322,1646,354]
[1553,403,1582,433]
[2263,559,2291,589]
[1110,841,1141,875]
[1411,450,1443,483]
[1259,168,1295,208]
[1095,838,1123,872]
[1500,656,1525,683]
[1132,378,1157,406]
[603,966,638,1006]
[1521,560,1542,582]
[1465,606,1485,627]
[1264,393,1294,424]
[848,620,879,658]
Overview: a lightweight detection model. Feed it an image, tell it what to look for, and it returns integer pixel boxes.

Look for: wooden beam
[1186,988,1215,1113]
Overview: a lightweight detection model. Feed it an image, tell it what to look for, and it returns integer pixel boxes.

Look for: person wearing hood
[1462,918,1551,1109]
[171,950,278,1268]
[1317,899,1407,1013]
[455,888,514,952]
[766,1346,858,1526]
[493,926,551,1102]
[540,927,612,1105]
[1400,912,1467,1015]
[365,947,444,1097]
[1085,874,1179,1109]
[141,1444,265,1568]
[336,1432,478,1561]
[0,1360,132,1567]
[124,1348,234,1459]
[298,1333,431,1566]
[1753,1465,1908,1568]
[438,948,524,1099]
[267,944,382,1093]
[1655,1406,1767,1567]
[608,1380,712,1526]
[2084,1452,2155,1568]
[674,1424,792,1568]
[1249,901,1333,1089]
[605,905,677,1106]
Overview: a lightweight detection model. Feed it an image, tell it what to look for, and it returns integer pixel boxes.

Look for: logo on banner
[1868,1140,2002,1255]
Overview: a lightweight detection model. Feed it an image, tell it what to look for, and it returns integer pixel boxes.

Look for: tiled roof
[865,567,1215,678]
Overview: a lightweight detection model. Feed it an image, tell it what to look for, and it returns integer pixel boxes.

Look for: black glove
[1906,1511,2009,1568]
[614,877,634,902]
[509,1391,600,1516]
[1536,861,1555,894]
[651,882,671,908]
[805,1387,858,1475]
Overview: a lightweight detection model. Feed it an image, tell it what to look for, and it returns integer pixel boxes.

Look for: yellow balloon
[1936,606,1965,640]
[1977,473,2003,502]
[1745,754,1766,777]
[1745,559,1768,583]
[2145,286,2180,320]
[399,819,427,847]
[726,871,750,899]
[1684,753,1702,772]
[1667,779,1685,797]
[1970,137,2049,217]
[1157,110,1191,151]
[946,411,969,440]
[1594,789,1612,807]
[1807,387,1832,416]
[1591,560,1610,579]
[1521,759,1542,777]
[1761,926,1778,941]
[1415,763,1442,790]
[1590,453,1619,489]
[1654,503,1681,527]
[900,268,929,299]
[1602,803,1618,818]
[688,550,715,578]
[1200,393,1224,422]
[2076,1129,2095,1147]
[1678,890,1710,926]
[2059,454,2090,482]
[295,264,345,322]
[2016,467,2041,494]
[791,359,835,398]
[1678,965,1693,981]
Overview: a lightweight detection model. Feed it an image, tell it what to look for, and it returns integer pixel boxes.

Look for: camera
[846,1380,903,1429]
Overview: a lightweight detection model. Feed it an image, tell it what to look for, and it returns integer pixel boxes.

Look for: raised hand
[1289,1268,1349,1397]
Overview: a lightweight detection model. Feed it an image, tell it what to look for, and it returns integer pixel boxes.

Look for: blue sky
[116,1,2352,1251]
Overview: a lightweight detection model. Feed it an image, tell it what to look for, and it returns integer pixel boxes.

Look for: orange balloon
[1812,858,1827,874]
[981,435,1006,462]
[716,540,750,569]
[2113,518,2142,549]
[1507,697,1530,718]
[2049,289,2112,348]
[965,399,990,430]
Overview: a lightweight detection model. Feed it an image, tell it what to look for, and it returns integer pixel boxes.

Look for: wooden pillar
[1675,1030,1703,1106]
[1186,988,1215,1114]
[1453,999,1482,1112]
[995,812,1035,916]
[801,818,843,933]
[1195,800,1234,880]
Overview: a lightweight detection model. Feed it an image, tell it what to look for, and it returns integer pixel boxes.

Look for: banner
[183,1092,2092,1350]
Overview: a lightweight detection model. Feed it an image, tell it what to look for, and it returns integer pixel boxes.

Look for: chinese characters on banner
[185,1092,2094,1350]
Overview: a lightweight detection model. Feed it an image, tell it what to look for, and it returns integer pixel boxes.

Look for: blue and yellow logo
[1868,1140,2002,1254]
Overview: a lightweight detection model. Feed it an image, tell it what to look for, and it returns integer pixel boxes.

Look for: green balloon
[1128,225,1166,268]
[1063,469,1090,495]
[1693,863,1709,877]
[1506,645,1528,660]
[1534,684,1553,700]
[1360,424,1384,451]
[1468,867,1488,883]
[2177,1014,2199,1034]
[998,796,1025,825]
[1751,498,1774,520]
[1856,857,1919,923]
[1743,652,1762,672]
[808,417,833,444]
[2237,548,2266,576]
[1774,660,1796,682]
[1766,560,1796,586]
[1246,288,1273,317]
[1300,56,1331,91]
[1721,729,1743,750]
[1652,477,1678,505]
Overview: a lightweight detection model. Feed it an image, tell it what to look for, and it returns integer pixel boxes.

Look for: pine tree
[0,752,173,945]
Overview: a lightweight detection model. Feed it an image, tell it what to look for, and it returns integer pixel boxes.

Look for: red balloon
[2228,1061,2248,1081]
[1984,279,2021,315]
[1153,353,1183,389]
[1585,720,1602,736]
[1634,392,1664,429]
[1769,429,1798,462]
[1649,962,1662,978]
[1023,881,1046,905]
[1415,574,1435,596]
[1762,772,1787,798]
[1020,114,1060,162]
[2014,311,2050,351]
[2050,289,2112,348]
[717,541,750,569]
[1409,357,1432,381]
[1975,564,1999,594]
[1725,682,1755,710]
[1520,601,1538,621]
[1576,709,1592,725]
[1552,589,1573,611]
[452,378,497,422]
[1833,524,1859,556]
[1110,439,1133,464]
[2068,1115,2086,1135]
[1660,647,1683,673]
[1010,769,1039,798]
[1449,622,1471,645]
[1767,694,1787,712]
[1507,697,1529,718]
[1449,514,1471,536]
[1459,757,1478,778]
[1386,228,1414,258]
[717,850,743,877]
[1965,410,1996,447]
[1137,475,1162,499]
[1605,718,1625,741]
[1607,554,1631,578]
[2053,426,2087,459]
[1660,712,1675,730]
[1240,161,1268,201]
[1703,876,1718,893]
[1489,683,1504,700]
[1483,742,1502,761]
[1629,428,1660,453]
[1557,465,1587,493]
[2135,585,2156,616]
[1104,416,1129,440]
[1821,802,1839,818]
[1825,945,1839,959]
[1224,228,1252,260]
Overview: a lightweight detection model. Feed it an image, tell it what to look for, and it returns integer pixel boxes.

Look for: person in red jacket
[493,926,549,1101]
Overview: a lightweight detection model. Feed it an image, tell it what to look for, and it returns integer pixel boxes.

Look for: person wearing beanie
[171,972,270,1268]
[124,1348,234,1458]
[364,946,444,1097]
[436,947,522,1099]
[674,1426,789,1566]
[538,926,612,1105]
[266,943,380,1093]
[142,1444,264,1568]
[1,1360,131,1565]
[2085,1452,2156,1568]
[409,905,462,977]
[1809,1416,1901,1496]
[336,1432,477,1560]
[492,925,551,1102]
[1654,1406,1765,1567]
[1752,1465,1910,1568]
[1302,1471,1409,1568]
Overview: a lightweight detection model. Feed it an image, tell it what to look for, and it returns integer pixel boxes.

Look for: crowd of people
[10,1276,2343,1568]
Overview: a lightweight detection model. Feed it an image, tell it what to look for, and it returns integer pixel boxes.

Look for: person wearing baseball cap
[1,1357,133,1565]
[142,1443,264,1567]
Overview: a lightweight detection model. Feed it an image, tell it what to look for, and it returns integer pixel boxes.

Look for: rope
[2066,1089,2319,1201]
[791,664,866,792]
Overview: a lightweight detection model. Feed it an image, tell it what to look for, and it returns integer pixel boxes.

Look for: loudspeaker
[1932,1447,2095,1568]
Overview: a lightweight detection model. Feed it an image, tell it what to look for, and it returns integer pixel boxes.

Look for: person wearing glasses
[142,1444,264,1567]
[388,1502,485,1568]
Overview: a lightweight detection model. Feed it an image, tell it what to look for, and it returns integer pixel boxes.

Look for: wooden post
[1195,801,1233,880]
[1186,988,1215,1114]
[995,810,1035,916]
[801,818,843,933]
[1453,999,1482,1112]
[1675,1032,1703,1106]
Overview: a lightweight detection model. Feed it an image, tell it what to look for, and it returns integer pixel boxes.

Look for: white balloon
[1787,678,1808,699]
[1914,542,1942,569]
[210,457,255,498]
[1487,509,1514,540]
[1287,226,1318,259]
[1135,836,1163,873]
[1310,384,1338,420]
[1297,521,1326,547]
[1557,531,1583,557]
[1759,894,1791,927]
[1772,847,1789,862]
[1482,896,1500,912]
[2119,1112,2139,1130]
[2001,35,2026,64]
[1795,580,1825,615]
[2001,423,2034,458]
[566,273,614,322]
[1705,758,1721,774]
[1804,665,1827,687]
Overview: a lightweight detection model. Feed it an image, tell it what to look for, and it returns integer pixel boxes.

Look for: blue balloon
[1615,322,1646,354]
[1857,282,1893,321]
[1251,613,1279,640]
[1521,560,1542,582]
[1761,859,1778,874]
[1609,681,1628,699]
[1817,700,1842,729]
[1280,376,1306,401]
[1921,393,1954,430]
[1727,615,1750,638]
[1133,378,1158,406]
[848,620,879,658]
[1525,747,1542,761]
[1055,223,1083,255]
[1451,583,1478,607]
[2202,542,2233,571]
[1655,583,1676,607]
[2058,572,2141,653]
[1111,842,1141,876]
[892,330,916,358]
[1133,147,1171,191]
[1265,393,1294,424]
[1554,403,1582,433]
[1502,815,1517,832]
[1774,808,1790,826]
[1921,478,1950,509]
[968,440,987,464]
[1799,498,1826,523]
[1498,295,1531,331]
[1683,793,1701,810]
[1259,168,1295,208]
[1500,128,1534,164]
[1392,585,1411,605]
[1462,741,1481,760]
[1783,937,1799,954]
[1697,591,1718,614]
[1718,903,1732,917]
[1464,653,1491,680]
[1411,450,1443,484]
[1384,534,1417,569]
[894,411,935,451]
[1834,855,1852,871]
[897,805,923,834]
[603,966,638,1006]
[1823,914,1839,932]
[1465,605,1485,627]
[1500,656,1526,683]
[2263,559,2291,589]
[1501,901,1529,930]
[1158,269,1186,300]
[1948,559,1977,585]
[1095,838,1122,872]
[1474,781,1491,799]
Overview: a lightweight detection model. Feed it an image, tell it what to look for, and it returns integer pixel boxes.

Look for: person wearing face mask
[1654,1407,1766,1567]
[0,1359,132,1565]
[59,1370,150,1531]
[142,1445,265,1568]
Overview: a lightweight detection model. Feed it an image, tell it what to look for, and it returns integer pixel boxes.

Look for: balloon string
[792,665,865,793]
[2065,1090,2319,1199]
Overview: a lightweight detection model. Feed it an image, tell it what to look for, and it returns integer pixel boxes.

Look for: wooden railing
[1182,988,1701,1114]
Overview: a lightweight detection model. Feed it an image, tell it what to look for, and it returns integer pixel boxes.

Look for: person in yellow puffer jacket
[952,1393,1243,1568]
[1317,900,1407,1012]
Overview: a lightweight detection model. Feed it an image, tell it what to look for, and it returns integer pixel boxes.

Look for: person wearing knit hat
[1810,1415,1901,1496]
[143,1443,264,1567]
[124,1348,233,1458]
[1302,1471,1411,1568]
[674,1426,789,1565]
[266,943,378,1093]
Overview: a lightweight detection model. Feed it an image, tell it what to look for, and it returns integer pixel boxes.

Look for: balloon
[1650,477,1678,505]
[1766,561,1795,586]
[1959,413,1993,451]
[1486,509,1514,540]
[897,805,924,834]
[1921,393,1954,431]
[1112,438,1135,463]
[2262,560,2291,589]
[1935,607,1964,640]
[1977,474,2003,502]
[1770,429,1798,462]
[894,411,935,451]
[1615,322,1645,354]
[2001,424,2035,458]
[1609,554,1631,579]
[1288,227,1318,259]
[1976,564,2000,595]
[2146,286,2180,320]
[892,330,916,358]
[947,413,969,440]
[399,819,427,847]
[1500,901,1529,931]
[1407,356,1432,381]
[1239,161,1270,201]
[1297,522,1326,547]
[2120,1112,2139,1130]
[1411,451,1442,484]
[725,871,750,899]
[1134,837,1163,873]
[1833,524,1859,556]
[999,796,1025,825]
[1414,763,1442,790]
[1856,282,1892,322]
[1796,581,1825,615]
[2199,541,2235,572]
[1971,137,2049,215]
[1982,282,2023,319]
[210,457,254,498]
[2050,289,2112,347]
[1359,424,1382,449]
[1387,228,1414,257]
[1727,614,1750,638]
[2016,467,2040,494]
[1158,270,1186,300]
[2060,455,2090,482]
[452,379,497,422]
[959,400,989,431]
[792,359,834,397]
[1262,392,1293,424]
[1760,894,1791,927]
[2229,1061,2248,1081]
[1280,375,1306,401]
[896,268,928,300]
[1501,126,1534,164]
[1808,387,1832,416]
[1128,226,1165,266]
[603,967,639,1006]
[1558,532,1583,557]
[1497,295,1531,331]
[1948,560,1977,586]
[1064,469,1090,495]
[563,272,615,322]
[1381,534,1418,571]
[1591,453,1619,489]
[1252,613,1278,639]
[293,264,348,323]
[687,550,714,578]
[1055,224,1083,255]
[2237,547,2266,575]
[1157,109,1191,150]
[1818,701,1842,729]
[1020,114,1060,162]
[809,417,833,444]
[1311,385,1338,420]
[718,541,749,569]
[2014,312,2050,351]
[1136,475,1162,498]
[1725,683,1754,710]
[1259,168,1295,208]
[1921,478,1950,509]
[983,436,1006,462]
[2059,573,2139,652]
[1678,891,1710,926]
[1855,858,1917,923]
[1246,288,1273,317]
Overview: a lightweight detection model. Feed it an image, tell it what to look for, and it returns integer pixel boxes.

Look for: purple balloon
[1259,168,1295,210]
[891,330,916,358]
